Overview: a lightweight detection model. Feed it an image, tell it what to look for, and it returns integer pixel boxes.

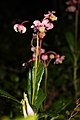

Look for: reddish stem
[21,20,31,24]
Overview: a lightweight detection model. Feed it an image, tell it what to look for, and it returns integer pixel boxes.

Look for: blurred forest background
[0,0,80,119]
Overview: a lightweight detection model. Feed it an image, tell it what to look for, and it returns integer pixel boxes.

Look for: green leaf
[65,32,74,54]
[34,88,46,110]
[27,62,44,106]
[35,62,44,100]
[27,68,33,103]
[0,89,20,103]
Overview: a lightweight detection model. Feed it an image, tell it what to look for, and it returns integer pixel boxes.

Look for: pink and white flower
[54,55,65,64]
[31,19,54,33]
[44,11,57,21]
[65,0,78,12]
[41,54,48,61]
[13,24,26,33]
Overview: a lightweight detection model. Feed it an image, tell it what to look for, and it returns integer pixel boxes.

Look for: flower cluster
[31,11,57,39]
[27,45,65,67]
[14,11,57,37]
[66,0,80,12]
[13,11,65,68]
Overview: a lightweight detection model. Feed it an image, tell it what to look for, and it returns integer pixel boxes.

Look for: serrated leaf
[0,89,20,103]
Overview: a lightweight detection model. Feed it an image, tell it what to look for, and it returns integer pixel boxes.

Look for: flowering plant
[13,11,65,119]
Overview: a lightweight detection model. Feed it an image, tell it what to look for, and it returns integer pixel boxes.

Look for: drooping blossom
[54,55,65,64]
[49,54,55,59]
[40,52,65,67]
[65,0,78,12]
[66,5,76,12]
[44,11,57,21]
[13,24,26,33]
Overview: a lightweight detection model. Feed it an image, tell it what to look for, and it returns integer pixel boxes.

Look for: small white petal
[21,27,26,33]
[26,101,34,115]
[13,24,18,32]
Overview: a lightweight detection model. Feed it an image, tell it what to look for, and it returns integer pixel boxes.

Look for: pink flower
[65,0,77,12]
[54,55,65,64]
[32,20,41,27]
[13,24,26,33]
[41,54,48,61]
[31,20,46,32]
[44,11,57,21]
[41,19,49,26]
[66,6,76,12]
[46,22,54,30]
[31,46,45,58]
[31,19,54,33]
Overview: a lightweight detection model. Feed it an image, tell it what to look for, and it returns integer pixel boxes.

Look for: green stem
[32,35,39,104]
[43,66,48,111]
[73,10,79,99]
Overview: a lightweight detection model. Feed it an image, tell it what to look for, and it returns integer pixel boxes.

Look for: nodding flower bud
[49,54,55,59]
[44,11,57,21]
[55,54,60,59]
[54,55,65,64]
[41,54,48,61]
[13,24,26,33]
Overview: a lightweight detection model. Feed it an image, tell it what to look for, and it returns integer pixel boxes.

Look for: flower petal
[13,24,19,32]
[26,101,34,115]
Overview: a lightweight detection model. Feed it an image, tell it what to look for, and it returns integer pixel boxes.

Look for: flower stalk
[73,9,79,99]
